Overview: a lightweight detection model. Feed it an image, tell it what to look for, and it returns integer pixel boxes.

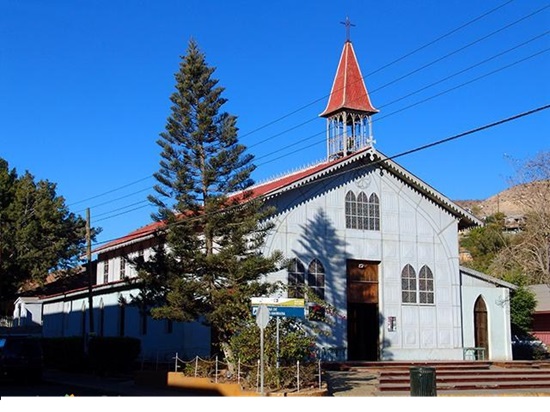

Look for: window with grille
[345,191,357,229]
[401,264,417,303]
[419,265,435,304]
[345,190,380,230]
[287,258,305,298]
[103,260,109,284]
[368,193,380,230]
[120,257,126,279]
[401,264,435,305]
[307,259,325,300]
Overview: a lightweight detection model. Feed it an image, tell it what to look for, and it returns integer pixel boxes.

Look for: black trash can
[409,366,437,396]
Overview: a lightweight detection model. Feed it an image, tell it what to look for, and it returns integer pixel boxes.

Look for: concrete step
[379,378,550,393]
[378,364,550,393]
[323,360,492,371]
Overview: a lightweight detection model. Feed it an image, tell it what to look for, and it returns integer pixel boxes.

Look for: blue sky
[1,0,548,247]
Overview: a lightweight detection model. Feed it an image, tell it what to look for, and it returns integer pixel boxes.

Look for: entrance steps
[324,360,550,396]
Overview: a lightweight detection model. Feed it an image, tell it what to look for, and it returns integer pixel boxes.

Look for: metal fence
[172,353,324,394]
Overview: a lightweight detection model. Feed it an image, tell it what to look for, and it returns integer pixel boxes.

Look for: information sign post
[255,304,270,396]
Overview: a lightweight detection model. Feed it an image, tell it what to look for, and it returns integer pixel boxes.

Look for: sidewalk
[43,369,202,396]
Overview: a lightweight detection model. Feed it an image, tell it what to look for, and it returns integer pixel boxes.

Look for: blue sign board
[252,305,305,318]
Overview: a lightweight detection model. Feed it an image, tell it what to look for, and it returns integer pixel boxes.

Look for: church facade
[30,37,516,362]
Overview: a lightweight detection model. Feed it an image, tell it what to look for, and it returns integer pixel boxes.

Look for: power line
[247,4,550,152]
[69,175,153,207]
[91,103,549,248]
[67,1,525,208]
[241,0,518,146]
[254,47,549,167]
[82,38,549,220]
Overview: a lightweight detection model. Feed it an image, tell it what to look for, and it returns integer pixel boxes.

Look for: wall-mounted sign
[388,316,397,332]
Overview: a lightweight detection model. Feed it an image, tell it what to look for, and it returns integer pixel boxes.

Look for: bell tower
[320,18,378,161]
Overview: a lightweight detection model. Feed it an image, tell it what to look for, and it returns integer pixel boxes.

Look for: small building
[529,284,550,346]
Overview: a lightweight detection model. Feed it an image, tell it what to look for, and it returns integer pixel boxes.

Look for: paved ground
[39,367,550,397]
[325,370,379,396]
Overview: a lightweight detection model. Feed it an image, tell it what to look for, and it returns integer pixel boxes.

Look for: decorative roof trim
[94,146,482,254]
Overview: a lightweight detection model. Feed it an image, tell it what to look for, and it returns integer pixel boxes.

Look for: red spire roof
[320,40,378,117]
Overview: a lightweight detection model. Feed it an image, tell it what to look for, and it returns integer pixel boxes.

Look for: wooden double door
[347,259,380,361]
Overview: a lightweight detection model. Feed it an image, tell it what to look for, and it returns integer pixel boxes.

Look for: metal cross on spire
[340,17,355,42]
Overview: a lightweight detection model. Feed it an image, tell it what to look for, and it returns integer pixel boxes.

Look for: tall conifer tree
[138,39,282,360]
[0,158,90,308]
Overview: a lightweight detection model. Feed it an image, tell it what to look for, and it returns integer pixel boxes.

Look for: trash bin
[409,366,437,396]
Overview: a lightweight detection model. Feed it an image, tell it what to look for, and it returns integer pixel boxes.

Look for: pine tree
[137,39,283,362]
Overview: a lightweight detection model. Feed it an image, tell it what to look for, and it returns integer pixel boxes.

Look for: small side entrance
[474,296,489,359]
[346,259,380,361]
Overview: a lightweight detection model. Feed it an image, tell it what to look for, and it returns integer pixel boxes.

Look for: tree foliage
[503,273,537,333]
[0,158,90,307]
[493,151,550,284]
[131,39,283,359]
[460,212,511,273]
[461,151,550,285]
[460,152,550,337]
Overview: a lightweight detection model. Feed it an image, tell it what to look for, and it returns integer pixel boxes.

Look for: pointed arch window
[99,299,105,337]
[118,300,126,337]
[140,310,148,336]
[368,193,380,230]
[345,190,380,230]
[419,265,435,304]
[402,264,435,305]
[81,302,87,337]
[287,258,305,298]
[307,259,325,300]
[401,264,417,304]
[357,192,368,229]
[345,191,357,229]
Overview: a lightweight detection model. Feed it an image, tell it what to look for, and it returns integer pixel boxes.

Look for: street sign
[255,304,270,329]
[251,297,306,319]
[252,305,305,318]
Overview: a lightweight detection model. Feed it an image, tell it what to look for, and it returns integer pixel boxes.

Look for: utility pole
[86,208,95,335]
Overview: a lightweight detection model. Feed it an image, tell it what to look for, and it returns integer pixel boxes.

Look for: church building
[31,32,517,362]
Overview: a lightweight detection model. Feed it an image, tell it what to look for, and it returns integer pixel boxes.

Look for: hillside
[455,180,549,220]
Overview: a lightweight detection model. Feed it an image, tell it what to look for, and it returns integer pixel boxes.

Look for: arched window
[287,258,305,298]
[307,259,325,300]
[81,302,87,337]
[99,299,105,337]
[346,190,380,231]
[368,193,380,230]
[357,192,368,230]
[401,264,417,304]
[118,299,126,337]
[345,191,357,229]
[419,265,434,304]
[140,310,148,336]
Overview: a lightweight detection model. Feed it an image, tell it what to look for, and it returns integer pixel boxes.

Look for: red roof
[320,41,378,117]
[92,150,368,254]
[94,220,165,254]
[93,145,481,254]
